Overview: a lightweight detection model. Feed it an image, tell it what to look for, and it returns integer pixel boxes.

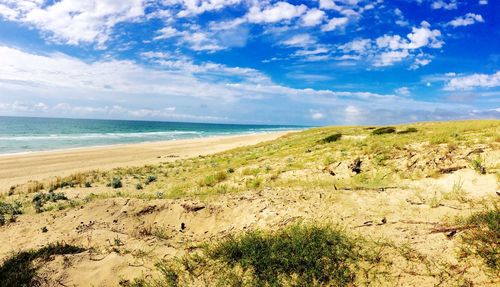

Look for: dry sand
[0,131,291,191]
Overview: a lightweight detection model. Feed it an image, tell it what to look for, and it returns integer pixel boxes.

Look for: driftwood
[340,186,398,192]
[439,166,466,174]
[430,225,478,234]
[181,203,205,212]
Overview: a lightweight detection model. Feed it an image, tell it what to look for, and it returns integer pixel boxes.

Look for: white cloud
[246,2,307,23]
[395,87,410,96]
[301,8,325,27]
[337,22,442,68]
[154,26,180,40]
[0,0,146,47]
[281,34,315,47]
[444,71,500,90]
[431,0,458,10]
[321,17,349,31]
[479,0,488,5]
[374,49,409,67]
[447,13,484,27]
[175,0,243,17]
[406,21,443,49]
[339,38,371,53]
[311,111,325,120]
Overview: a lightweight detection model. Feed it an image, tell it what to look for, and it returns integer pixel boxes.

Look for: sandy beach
[0,131,291,191]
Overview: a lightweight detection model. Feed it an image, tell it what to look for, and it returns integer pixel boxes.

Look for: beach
[0,131,291,191]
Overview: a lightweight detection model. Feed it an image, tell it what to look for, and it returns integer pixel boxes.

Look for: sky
[0,0,498,125]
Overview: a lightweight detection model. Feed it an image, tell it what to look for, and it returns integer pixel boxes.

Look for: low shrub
[32,192,68,213]
[371,127,396,135]
[110,177,123,189]
[319,133,342,143]
[0,201,23,226]
[397,127,418,134]
[145,175,157,185]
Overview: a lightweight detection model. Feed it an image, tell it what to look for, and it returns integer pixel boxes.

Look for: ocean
[0,116,301,155]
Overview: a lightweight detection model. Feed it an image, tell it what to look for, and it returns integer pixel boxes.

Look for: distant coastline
[0,116,303,155]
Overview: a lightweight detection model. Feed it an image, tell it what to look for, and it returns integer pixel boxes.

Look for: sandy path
[0,132,291,190]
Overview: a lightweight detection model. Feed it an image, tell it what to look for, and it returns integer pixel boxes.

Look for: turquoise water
[0,117,301,155]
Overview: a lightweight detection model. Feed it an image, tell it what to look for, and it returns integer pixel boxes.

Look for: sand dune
[0,132,291,191]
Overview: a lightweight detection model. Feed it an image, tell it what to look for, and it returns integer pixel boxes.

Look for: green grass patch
[130,224,369,286]
[458,206,499,271]
[371,127,396,135]
[319,133,342,143]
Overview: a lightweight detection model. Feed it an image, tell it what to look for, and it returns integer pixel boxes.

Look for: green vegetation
[32,191,68,213]
[470,156,486,174]
[371,127,396,135]
[0,201,22,226]
[319,133,342,143]
[458,206,499,271]
[128,224,374,286]
[209,224,358,286]
[199,171,227,187]
[145,175,157,184]
[397,127,418,134]
[0,243,85,287]
[110,177,123,189]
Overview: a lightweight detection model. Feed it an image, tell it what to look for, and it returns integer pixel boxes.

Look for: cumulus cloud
[337,21,442,68]
[0,0,146,47]
[447,13,484,27]
[301,8,325,26]
[444,71,500,90]
[321,17,349,31]
[0,45,479,124]
[431,0,458,10]
[281,34,315,47]
[174,0,243,17]
[246,2,307,23]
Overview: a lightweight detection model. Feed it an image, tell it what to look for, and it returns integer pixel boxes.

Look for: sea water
[0,116,300,155]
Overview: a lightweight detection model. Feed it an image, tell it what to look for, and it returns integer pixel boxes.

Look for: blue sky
[0,0,498,125]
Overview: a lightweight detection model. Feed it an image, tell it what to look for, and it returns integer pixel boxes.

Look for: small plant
[470,156,486,174]
[443,179,468,202]
[319,133,342,143]
[371,127,396,135]
[0,201,23,226]
[457,207,499,271]
[84,181,92,188]
[110,177,123,189]
[145,175,157,184]
[32,192,68,213]
[136,183,143,190]
[245,177,262,189]
[227,167,235,173]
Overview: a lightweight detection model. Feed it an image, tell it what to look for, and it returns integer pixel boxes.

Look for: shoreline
[0,129,301,158]
[0,131,296,191]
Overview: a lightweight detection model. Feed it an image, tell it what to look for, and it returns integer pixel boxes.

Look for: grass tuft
[458,206,499,271]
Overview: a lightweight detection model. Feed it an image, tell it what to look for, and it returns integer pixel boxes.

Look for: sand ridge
[0,131,292,191]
